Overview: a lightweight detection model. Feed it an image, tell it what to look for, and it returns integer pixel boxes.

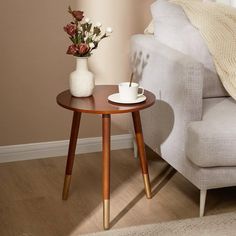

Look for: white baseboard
[0,134,134,163]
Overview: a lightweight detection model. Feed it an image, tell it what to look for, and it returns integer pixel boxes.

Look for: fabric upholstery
[203,69,228,98]
[151,0,228,98]
[131,35,236,190]
[186,97,236,167]
[151,0,214,71]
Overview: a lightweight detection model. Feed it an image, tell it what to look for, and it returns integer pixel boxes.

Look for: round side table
[56,85,156,230]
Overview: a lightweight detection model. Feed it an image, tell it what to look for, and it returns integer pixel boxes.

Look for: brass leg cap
[143,174,152,199]
[62,175,72,200]
[103,199,110,230]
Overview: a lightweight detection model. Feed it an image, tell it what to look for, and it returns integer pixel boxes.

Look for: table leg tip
[62,194,69,200]
[143,174,152,199]
[103,225,110,230]
[103,199,110,230]
[62,175,72,200]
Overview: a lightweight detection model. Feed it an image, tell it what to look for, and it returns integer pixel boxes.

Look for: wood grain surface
[56,85,156,114]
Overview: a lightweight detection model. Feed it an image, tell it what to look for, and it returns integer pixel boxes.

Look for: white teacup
[118,82,144,101]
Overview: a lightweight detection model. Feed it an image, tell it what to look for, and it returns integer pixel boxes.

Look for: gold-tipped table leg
[102,114,111,230]
[62,112,81,200]
[132,111,152,199]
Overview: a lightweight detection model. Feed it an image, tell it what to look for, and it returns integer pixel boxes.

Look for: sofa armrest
[131,34,204,155]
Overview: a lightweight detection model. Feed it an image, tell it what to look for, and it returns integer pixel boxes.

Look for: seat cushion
[186,97,236,167]
[151,0,228,98]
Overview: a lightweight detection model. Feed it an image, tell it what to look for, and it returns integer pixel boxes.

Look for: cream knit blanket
[170,0,236,100]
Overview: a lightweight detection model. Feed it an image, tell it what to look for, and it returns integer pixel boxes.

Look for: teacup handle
[138,87,145,97]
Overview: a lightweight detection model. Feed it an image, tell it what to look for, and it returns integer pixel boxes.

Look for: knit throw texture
[171,0,236,100]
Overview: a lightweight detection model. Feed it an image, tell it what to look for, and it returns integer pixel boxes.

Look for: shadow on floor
[110,165,176,228]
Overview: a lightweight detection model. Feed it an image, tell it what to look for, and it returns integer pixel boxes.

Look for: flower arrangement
[64,6,113,57]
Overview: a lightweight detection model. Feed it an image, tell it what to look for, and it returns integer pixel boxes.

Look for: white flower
[95,22,102,28]
[106,27,113,34]
[85,18,91,23]
[89,42,95,48]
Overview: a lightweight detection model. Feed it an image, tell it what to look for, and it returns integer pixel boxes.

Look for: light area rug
[83,212,236,236]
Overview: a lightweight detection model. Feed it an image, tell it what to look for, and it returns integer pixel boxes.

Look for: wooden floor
[1,148,236,236]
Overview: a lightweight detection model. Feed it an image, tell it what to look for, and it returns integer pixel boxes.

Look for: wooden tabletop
[56,85,156,114]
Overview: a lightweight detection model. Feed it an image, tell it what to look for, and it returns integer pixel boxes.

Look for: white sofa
[130,0,236,217]
[131,33,236,217]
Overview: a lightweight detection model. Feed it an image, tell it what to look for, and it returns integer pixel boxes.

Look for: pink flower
[64,23,77,36]
[78,43,90,55]
[72,10,84,21]
[66,44,78,55]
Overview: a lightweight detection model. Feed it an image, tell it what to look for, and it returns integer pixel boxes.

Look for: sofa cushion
[151,0,228,98]
[186,97,236,167]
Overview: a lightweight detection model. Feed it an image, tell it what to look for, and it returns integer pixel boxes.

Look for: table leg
[62,111,81,200]
[132,111,152,199]
[102,114,111,230]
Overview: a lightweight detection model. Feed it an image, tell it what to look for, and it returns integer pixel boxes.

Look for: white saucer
[108,93,146,104]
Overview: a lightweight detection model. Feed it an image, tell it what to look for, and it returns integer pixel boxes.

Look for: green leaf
[81,23,86,32]
[88,23,92,32]
[75,34,78,44]
[86,37,92,44]
[77,33,83,44]
[93,27,101,36]
[86,38,89,44]
[70,37,76,44]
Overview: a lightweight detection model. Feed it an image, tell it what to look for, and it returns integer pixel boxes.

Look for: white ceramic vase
[69,57,95,97]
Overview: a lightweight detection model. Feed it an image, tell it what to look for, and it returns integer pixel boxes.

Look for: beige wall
[0,0,153,146]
